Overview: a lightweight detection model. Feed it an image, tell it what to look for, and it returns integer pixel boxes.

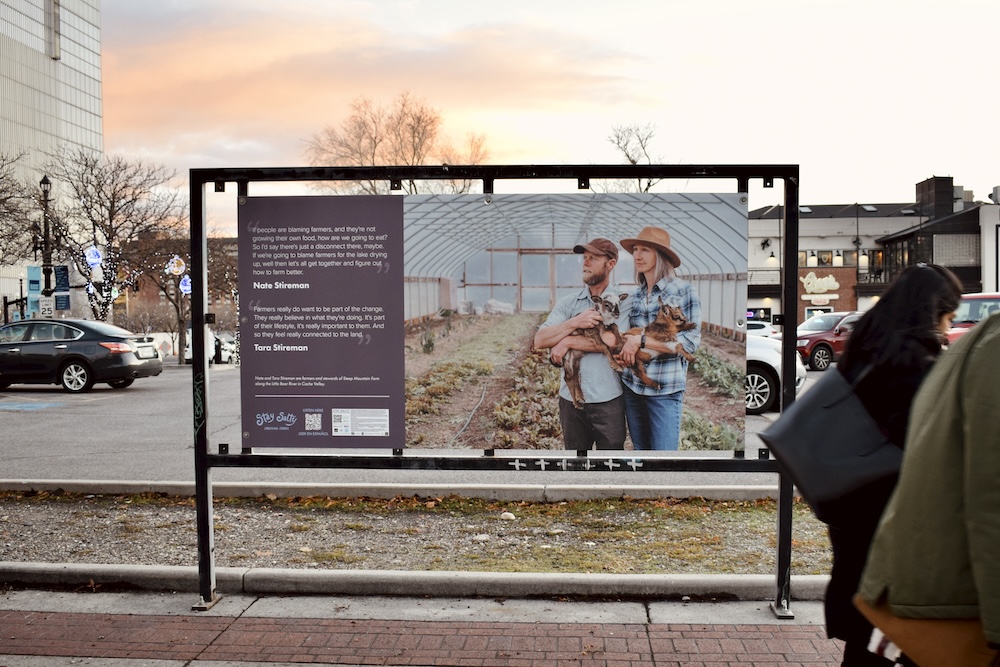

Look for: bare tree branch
[306,92,489,194]
[0,153,36,265]
[438,133,491,194]
[603,123,663,193]
[42,147,188,321]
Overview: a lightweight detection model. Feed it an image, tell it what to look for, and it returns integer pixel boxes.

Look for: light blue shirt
[539,286,632,404]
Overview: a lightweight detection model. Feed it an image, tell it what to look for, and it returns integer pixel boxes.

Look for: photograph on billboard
[237,192,748,454]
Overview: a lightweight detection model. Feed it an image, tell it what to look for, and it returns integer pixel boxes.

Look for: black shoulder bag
[759,365,902,524]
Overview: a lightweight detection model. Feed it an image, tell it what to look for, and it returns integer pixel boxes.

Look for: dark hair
[840,263,963,373]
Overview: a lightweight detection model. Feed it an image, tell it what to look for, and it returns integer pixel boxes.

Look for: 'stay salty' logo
[256,412,298,427]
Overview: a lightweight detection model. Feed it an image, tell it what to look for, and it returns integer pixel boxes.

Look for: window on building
[933,234,981,267]
[45,0,61,60]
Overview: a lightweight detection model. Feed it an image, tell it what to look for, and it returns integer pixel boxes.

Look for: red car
[947,292,1000,343]
[794,311,863,371]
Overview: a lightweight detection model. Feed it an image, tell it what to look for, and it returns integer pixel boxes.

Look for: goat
[560,293,627,409]
[622,300,696,390]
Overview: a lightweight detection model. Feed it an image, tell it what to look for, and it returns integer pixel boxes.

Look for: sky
[101,0,1000,216]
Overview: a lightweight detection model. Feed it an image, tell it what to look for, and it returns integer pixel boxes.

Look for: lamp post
[39,175,53,297]
[18,276,25,319]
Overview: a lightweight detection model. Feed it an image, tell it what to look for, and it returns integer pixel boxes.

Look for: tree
[116,299,178,339]
[42,147,188,321]
[124,234,239,364]
[125,235,192,361]
[305,91,489,194]
[0,153,35,265]
[602,123,663,193]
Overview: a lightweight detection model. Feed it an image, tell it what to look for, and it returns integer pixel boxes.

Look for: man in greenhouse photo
[534,238,631,450]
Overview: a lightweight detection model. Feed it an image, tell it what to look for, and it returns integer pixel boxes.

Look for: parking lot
[0,357,820,487]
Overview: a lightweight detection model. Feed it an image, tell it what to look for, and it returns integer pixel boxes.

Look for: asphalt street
[0,357,818,489]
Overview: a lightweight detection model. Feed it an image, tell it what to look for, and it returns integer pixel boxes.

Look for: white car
[746,321,780,337]
[183,328,234,365]
[746,335,806,414]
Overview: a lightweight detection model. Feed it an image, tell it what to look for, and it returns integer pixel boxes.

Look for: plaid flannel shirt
[621,277,701,396]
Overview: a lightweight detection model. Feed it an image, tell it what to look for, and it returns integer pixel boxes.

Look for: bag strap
[846,363,875,390]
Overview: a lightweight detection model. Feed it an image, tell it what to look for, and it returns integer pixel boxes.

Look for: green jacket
[858,312,1000,645]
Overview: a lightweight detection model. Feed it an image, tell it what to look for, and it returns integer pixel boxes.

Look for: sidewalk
[0,590,843,666]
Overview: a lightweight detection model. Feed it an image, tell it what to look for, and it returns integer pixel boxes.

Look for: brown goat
[560,293,627,409]
[623,300,696,390]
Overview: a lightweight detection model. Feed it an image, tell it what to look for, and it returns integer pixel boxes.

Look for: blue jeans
[623,386,684,451]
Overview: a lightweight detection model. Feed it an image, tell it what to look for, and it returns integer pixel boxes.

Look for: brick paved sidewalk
[1,609,844,666]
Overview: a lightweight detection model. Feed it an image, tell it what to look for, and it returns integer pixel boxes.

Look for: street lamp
[18,275,25,319]
[39,175,53,297]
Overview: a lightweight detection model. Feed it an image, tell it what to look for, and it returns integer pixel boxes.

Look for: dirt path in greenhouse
[404,314,538,448]
[404,313,745,449]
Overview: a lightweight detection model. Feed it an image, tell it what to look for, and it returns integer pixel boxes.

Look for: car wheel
[808,345,833,371]
[108,378,135,389]
[746,363,779,415]
[60,361,95,393]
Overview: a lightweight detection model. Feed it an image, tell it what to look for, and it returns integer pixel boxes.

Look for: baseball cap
[573,238,619,260]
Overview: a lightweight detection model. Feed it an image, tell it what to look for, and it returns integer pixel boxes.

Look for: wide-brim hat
[620,226,681,268]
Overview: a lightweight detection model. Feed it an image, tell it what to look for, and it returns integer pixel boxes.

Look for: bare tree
[438,132,490,194]
[116,299,177,337]
[306,92,489,194]
[601,123,663,193]
[0,153,35,265]
[125,234,238,364]
[125,235,191,361]
[42,147,188,321]
[206,235,239,331]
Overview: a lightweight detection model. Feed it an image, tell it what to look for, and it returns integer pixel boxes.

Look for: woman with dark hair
[824,263,963,666]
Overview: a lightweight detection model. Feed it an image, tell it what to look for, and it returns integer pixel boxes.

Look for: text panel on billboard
[237,195,404,448]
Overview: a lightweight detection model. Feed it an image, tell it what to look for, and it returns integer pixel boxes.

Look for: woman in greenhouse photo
[616,226,701,451]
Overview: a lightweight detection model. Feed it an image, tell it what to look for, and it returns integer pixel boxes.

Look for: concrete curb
[0,562,829,601]
[0,479,784,502]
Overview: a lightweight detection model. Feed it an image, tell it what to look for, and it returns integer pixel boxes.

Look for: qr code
[304,413,323,431]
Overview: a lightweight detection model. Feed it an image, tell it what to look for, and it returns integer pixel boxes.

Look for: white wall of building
[1,0,103,312]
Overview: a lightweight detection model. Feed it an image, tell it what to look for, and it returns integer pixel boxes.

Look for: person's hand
[570,309,602,330]
[550,338,571,366]
[619,335,641,366]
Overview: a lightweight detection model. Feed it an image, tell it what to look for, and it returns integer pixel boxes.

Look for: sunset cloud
[101,0,1000,207]
[103,6,645,174]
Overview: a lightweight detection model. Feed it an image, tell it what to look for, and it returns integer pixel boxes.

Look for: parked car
[184,328,234,364]
[746,335,807,415]
[946,292,1000,343]
[216,332,238,364]
[747,321,780,337]
[0,318,162,392]
[794,311,862,371]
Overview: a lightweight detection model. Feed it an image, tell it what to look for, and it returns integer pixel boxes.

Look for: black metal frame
[188,164,802,613]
